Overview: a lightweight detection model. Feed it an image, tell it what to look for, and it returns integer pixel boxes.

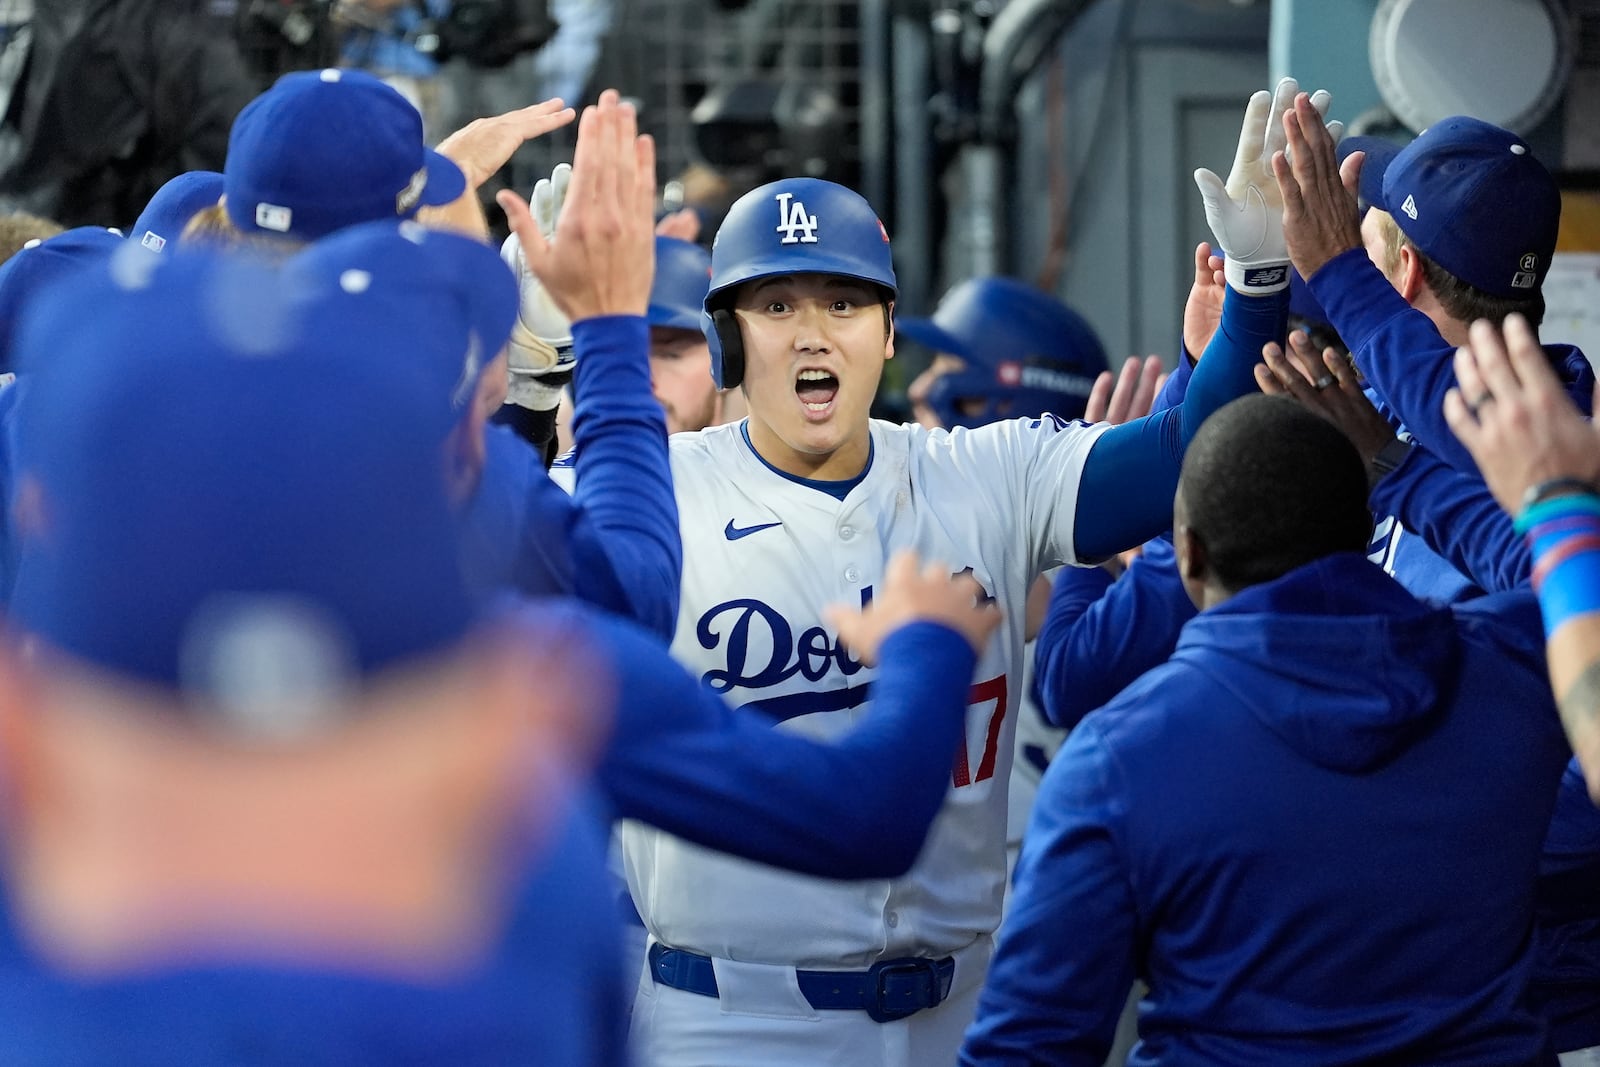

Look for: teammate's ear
[1395,244,1425,304]
[883,300,895,361]
[1173,523,1210,611]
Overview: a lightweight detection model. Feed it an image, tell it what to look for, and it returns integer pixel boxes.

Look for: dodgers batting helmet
[897,276,1108,428]
[649,236,713,332]
[702,177,896,389]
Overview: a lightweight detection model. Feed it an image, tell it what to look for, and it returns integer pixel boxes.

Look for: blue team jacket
[968,553,1572,1066]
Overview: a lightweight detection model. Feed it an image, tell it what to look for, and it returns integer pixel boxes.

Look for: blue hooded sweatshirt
[966,553,1572,1066]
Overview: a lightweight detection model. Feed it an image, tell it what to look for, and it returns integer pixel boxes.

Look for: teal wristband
[1515,492,1600,536]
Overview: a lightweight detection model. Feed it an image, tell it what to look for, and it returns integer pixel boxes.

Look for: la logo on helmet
[775,192,819,244]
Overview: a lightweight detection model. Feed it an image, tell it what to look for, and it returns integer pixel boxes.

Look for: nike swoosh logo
[724,519,783,541]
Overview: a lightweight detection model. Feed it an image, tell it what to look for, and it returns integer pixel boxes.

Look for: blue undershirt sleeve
[1150,345,1193,414]
[576,606,978,879]
[1072,289,1286,560]
[565,315,681,638]
[1032,538,1195,728]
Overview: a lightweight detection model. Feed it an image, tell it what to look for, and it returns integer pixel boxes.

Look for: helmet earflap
[706,306,746,390]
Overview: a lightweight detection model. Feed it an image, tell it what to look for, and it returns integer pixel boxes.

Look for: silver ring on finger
[1313,375,1335,391]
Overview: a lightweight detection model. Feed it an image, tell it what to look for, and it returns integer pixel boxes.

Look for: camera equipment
[415,0,559,69]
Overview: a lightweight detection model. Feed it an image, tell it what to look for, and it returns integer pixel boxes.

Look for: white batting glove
[501,163,574,410]
[1194,78,1334,296]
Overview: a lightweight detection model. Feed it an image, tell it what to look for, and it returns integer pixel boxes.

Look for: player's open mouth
[795,369,839,416]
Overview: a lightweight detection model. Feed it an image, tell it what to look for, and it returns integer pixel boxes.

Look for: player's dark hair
[1381,213,1545,328]
[1178,395,1372,592]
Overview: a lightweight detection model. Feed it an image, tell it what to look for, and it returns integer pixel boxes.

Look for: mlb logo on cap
[1513,252,1540,291]
[128,170,225,255]
[255,204,293,234]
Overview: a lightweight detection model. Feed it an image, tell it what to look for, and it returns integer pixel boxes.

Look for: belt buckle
[865,957,946,1024]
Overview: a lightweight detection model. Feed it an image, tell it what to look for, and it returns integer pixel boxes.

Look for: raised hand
[434,98,577,189]
[825,551,1001,666]
[500,163,575,377]
[1256,331,1396,471]
[1194,79,1331,295]
[1273,90,1364,282]
[497,89,656,325]
[1086,355,1165,425]
[654,207,701,242]
[1182,242,1227,359]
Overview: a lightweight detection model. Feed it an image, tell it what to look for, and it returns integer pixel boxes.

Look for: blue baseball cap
[129,170,225,253]
[0,227,124,371]
[1336,136,1401,215]
[1353,117,1559,298]
[287,220,519,414]
[649,236,713,332]
[707,178,897,304]
[225,69,466,242]
[9,246,476,717]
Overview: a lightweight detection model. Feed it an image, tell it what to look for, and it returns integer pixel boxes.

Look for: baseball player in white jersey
[556,80,1313,1067]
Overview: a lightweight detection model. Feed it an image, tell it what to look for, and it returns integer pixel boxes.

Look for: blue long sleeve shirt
[458,316,681,638]
[1039,290,1279,721]
[1370,443,1530,595]
[1308,249,1594,475]
[1073,288,1284,560]
[966,554,1571,1067]
[509,599,979,880]
[1031,538,1194,730]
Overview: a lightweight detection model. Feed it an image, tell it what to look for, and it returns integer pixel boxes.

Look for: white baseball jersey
[616,413,1106,969]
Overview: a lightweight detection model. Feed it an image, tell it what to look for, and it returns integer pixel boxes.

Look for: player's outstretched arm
[1273,89,1508,475]
[499,92,682,638]
[1446,314,1600,800]
[1032,538,1194,729]
[1069,81,1318,560]
[532,555,997,880]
